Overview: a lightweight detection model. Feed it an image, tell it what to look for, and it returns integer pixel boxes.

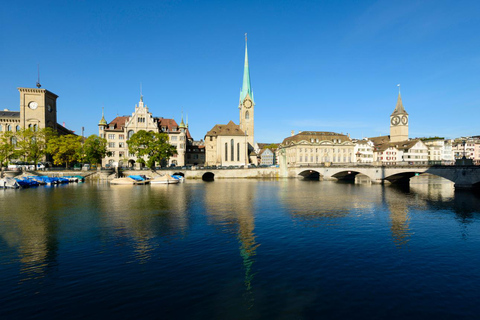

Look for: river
[1,177,479,319]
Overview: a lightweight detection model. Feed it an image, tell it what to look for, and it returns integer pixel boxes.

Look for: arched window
[225,142,228,160]
[16,125,20,131]
[245,111,249,120]
[28,124,32,130]
[237,143,240,161]
[127,130,134,139]
[7,125,11,132]
[11,137,17,146]
[34,124,38,131]
[0,124,2,131]
[231,139,234,161]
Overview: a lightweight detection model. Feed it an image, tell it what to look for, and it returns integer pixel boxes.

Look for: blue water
[1,178,479,319]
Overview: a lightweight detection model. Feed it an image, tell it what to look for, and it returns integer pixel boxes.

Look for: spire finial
[397,83,401,95]
[245,32,247,43]
[36,64,41,88]
[140,82,143,102]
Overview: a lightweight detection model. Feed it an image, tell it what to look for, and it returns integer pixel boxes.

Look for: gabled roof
[206,120,245,137]
[157,118,178,132]
[106,116,129,131]
[368,135,390,146]
[391,93,408,116]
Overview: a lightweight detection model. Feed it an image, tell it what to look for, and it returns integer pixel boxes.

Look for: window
[7,125,11,132]
[0,124,2,131]
[16,125,20,131]
[108,134,115,140]
[225,143,228,160]
[237,143,240,161]
[119,142,125,148]
[231,139,234,161]
[245,111,249,120]
[119,135,124,140]
[109,142,115,148]
[127,130,134,139]
[138,117,145,123]
[210,136,213,141]
[34,124,38,131]
[180,136,185,141]
[171,136,177,141]
[11,137,17,146]
[119,152,124,158]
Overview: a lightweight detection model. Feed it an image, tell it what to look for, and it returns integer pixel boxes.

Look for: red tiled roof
[206,120,245,137]
[106,116,129,131]
[157,118,179,132]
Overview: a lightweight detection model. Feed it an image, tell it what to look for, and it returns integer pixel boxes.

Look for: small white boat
[150,175,179,184]
[110,177,150,185]
[0,177,20,189]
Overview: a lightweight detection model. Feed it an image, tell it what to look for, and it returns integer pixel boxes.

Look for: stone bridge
[286,165,480,189]
[120,165,480,189]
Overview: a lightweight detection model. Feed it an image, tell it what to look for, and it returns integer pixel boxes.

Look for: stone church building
[204,36,256,166]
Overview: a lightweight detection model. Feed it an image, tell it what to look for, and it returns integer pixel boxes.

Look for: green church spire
[240,33,253,103]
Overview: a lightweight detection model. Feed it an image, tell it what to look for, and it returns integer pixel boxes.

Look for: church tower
[390,90,409,143]
[239,34,255,147]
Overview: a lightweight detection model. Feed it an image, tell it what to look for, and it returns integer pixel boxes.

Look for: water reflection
[103,183,190,263]
[203,181,259,308]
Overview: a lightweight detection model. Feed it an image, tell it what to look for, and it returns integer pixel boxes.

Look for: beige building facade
[278,131,355,166]
[99,96,190,168]
[1,86,73,136]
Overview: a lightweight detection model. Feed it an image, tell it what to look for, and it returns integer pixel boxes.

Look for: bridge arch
[331,170,363,181]
[202,172,215,182]
[298,170,322,181]
[173,172,185,177]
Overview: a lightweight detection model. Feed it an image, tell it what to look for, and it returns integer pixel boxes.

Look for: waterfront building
[278,131,355,166]
[373,144,401,165]
[259,148,275,166]
[204,121,249,166]
[204,35,256,166]
[0,86,74,135]
[422,138,455,165]
[352,139,374,163]
[99,95,194,168]
[185,140,206,166]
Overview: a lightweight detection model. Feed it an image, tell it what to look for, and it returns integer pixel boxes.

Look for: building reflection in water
[203,181,259,308]
[104,184,189,264]
[279,180,380,227]
[0,187,63,282]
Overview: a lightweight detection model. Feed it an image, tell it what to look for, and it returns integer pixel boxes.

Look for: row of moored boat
[0,175,85,189]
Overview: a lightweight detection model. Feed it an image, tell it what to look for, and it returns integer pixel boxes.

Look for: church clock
[391,116,400,125]
[243,98,252,109]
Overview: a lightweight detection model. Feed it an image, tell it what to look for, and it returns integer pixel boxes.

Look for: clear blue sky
[1,0,479,142]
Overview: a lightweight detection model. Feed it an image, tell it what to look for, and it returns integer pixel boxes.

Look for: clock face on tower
[391,116,400,125]
[401,116,408,125]
[28,101,38,110]
[47,105,52,112]
[243,99,252,109]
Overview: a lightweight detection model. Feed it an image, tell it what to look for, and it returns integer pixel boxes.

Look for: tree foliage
[127,130,177,168]
[14,128,55,166]
[0,131,15,167]
[83,134,109,165]
[47,134,83,168]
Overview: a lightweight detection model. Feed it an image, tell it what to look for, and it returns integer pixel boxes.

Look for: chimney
[291,130,294,137]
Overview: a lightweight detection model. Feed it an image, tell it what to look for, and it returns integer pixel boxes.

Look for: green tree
[83,134,109,166]
[14,128,54,167]
[127,130,177,169]
[47,134,83,168]
[0,131,15,167]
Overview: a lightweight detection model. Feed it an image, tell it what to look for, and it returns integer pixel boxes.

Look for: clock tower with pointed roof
[239,34,255,147]
[390,91,409,142]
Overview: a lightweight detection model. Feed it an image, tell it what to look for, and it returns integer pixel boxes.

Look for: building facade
[99,96,192,168]
[1,87,73,136]
[278,131,355,166]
